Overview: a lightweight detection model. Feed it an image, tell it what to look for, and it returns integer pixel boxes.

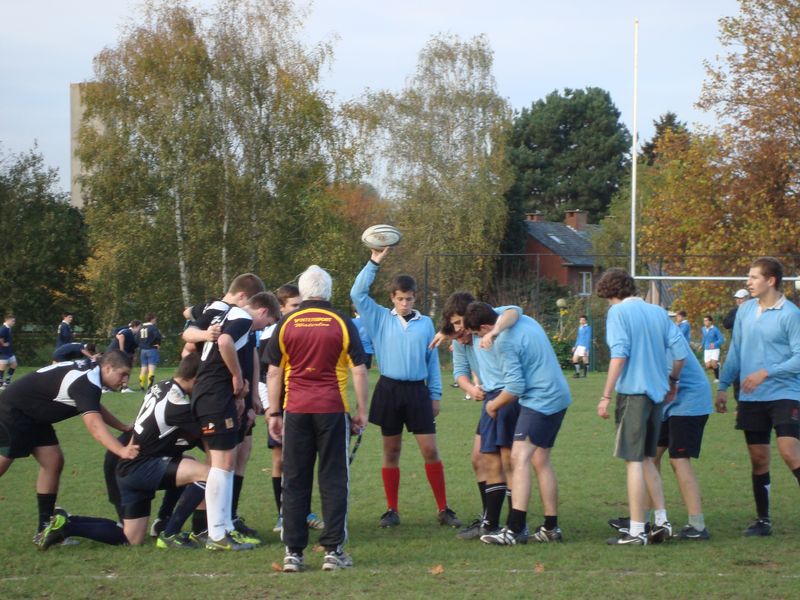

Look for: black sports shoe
[437,507,461,528]
[649,521,672,543]
[456,518,488,540]
[38,514,68,551]
[675,524,710,541]
[379,509,400,528]
[608,516,630,532]
[531,525,563,543]
[480,526,529,546]
[232,517,258,537]
[743,518,772,537]
[607,532,647,546]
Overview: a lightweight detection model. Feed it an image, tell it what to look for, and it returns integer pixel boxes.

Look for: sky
[0,0,741,194]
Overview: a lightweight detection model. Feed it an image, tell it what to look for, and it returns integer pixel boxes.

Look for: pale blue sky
[0,0,740,193]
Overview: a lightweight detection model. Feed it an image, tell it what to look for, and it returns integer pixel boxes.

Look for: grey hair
[298,265,332,301]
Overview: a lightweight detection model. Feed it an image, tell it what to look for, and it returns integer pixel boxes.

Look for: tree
[640,111,689,165]
[78,0,358,329]
[505,87,631,226]
[0,146,89,327]
[360,34,513,304]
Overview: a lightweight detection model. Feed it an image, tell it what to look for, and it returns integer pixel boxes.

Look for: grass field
[1,367,798,599]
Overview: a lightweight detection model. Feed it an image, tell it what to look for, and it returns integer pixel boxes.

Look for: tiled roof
[525,221,599,266]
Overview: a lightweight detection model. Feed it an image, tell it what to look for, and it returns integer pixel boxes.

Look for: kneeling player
[38,354,208,549]
[464,303,572,545]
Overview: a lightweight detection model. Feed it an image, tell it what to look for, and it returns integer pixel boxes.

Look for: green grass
[1,368,798,599]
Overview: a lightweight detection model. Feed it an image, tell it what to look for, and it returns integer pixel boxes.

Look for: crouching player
[38,354,208,549]
[0,350,138,543]
[465,302,572,545]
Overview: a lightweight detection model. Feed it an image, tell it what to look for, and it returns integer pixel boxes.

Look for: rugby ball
[361,224,402,250]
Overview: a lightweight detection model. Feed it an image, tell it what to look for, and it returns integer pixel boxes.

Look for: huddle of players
[1,254,798,558]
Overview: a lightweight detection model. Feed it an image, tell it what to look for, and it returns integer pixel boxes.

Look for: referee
[267,265,368,572]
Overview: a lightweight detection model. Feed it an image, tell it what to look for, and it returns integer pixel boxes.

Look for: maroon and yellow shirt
[266,300,366,413]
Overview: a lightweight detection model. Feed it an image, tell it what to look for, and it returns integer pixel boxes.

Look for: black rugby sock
[484,483,507,529]
[752,472,771,519]
[272,476,282,514]
[507,508,527,534]
[793,467,800,486]
[37,493,57,531]
[544,515,558,530]
[192,509,207,534]
[4,367,13,383]
[232,475,244,519]
[164,482,206,536]
[157,486,183,521]
[713,366,719,380]
[64,516,128,545]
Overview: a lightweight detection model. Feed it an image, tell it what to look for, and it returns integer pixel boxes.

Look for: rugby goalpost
[628,19,799,287]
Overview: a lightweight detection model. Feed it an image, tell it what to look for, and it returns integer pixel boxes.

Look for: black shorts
[736,400,800,443]
[117,456,181,518]
[657,415,709,459]
[369,376,435,436]
[198,407,239,451]
[0,403,59,458]
[478,391,520,453]
[512,406,566,449]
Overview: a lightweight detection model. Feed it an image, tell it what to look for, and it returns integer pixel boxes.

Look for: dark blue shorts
[0,403,58,459]
[478,391,521,453]
[512,406,566,449]
[139,348,161,367]
[117,455,180,514]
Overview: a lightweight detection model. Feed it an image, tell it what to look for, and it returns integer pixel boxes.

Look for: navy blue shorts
[117,455,181,517]
[369,376,435,436]
[139,348,161,367]
[512,406,566,449]
[478,391,521,453]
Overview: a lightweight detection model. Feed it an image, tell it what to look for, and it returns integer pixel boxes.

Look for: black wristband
[669,375,680,384]
[269,412,282,417]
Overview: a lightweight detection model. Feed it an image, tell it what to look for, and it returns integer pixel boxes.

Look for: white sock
[654,509,668,526]
[206,467,234,541]
[629,520,645,537]
[223,469,234,532]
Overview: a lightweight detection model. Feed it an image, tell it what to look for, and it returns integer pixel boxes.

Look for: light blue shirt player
[606,298,687,403]
[494,315,571,415]
[453,306,522,393]
[574,324,592,350]
[719,297,800,401]
[664,332,712,419]
[701,325,724,350]
[351,261,441,399]
[677,320,691,343]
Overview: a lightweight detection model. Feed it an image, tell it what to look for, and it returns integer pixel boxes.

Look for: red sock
[382,467,400,511]
[424,461,448,512]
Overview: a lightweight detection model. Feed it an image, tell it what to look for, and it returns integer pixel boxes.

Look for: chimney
[525,211,545,222]
[564,209,587,230]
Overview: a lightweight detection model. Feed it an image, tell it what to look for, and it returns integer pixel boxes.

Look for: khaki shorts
[613,394,662,461]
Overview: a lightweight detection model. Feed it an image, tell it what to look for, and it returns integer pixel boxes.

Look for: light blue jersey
[350,261,441,399]
[494,315,571,415]
[719,297,800,401]
[606,297,687,403]
[677,320,691,343]
[664,331,712,418]
[452,306,522,393]
[574,324,592,349]
[701,325,724,350]
[352,316,374,354]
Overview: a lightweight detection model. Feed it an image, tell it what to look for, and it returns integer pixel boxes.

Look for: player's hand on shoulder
[429,331,447,349]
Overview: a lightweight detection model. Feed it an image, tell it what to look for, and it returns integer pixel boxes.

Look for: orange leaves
[428,564,445,575]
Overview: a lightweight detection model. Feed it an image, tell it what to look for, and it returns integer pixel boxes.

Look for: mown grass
[0,368,798,599]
